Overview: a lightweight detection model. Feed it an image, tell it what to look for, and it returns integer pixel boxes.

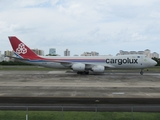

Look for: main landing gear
[140,69,143,75]
[77,71,89,75]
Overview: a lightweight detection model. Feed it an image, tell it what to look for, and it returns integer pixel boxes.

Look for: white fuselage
[21,55,156,70]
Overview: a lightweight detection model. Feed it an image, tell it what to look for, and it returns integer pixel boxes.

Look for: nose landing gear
[140,69,143,75]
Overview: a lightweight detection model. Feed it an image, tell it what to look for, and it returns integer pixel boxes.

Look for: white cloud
[0,21,8,33]
[0,0,160,56]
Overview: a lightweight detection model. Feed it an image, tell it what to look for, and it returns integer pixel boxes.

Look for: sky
[0,0,160,56]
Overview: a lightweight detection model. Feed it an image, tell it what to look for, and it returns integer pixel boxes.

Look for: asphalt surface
[0,71,160,104]
[0,70,160,111]
[0,70,160,98]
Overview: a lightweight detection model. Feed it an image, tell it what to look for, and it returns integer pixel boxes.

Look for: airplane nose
[152,60,157,66]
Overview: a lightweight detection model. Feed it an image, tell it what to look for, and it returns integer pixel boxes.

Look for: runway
[1,70,160,112]
[0,70,160,99]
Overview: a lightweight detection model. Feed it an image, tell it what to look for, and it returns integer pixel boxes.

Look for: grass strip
[0,111,160,120]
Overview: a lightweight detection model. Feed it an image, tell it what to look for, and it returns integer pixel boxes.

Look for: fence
[0,105,160,120]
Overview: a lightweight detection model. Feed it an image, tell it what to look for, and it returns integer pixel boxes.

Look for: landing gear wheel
[84,71,89,75]
[77,71,89,75]
[77,72,82,74]
[140,71,143,75]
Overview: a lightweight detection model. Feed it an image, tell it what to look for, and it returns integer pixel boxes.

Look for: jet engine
[71,63,85,71]
[91,65,105,73]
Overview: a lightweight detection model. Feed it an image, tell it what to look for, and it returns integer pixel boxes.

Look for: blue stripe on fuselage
[14,52,23,58]
[28,59,105,63]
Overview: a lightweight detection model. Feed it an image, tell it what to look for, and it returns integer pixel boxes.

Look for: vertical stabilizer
[8,36,40,59]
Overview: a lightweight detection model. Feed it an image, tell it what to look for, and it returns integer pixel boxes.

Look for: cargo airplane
[8,36,157,75]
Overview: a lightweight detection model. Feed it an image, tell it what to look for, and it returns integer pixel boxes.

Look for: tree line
[0,61,31,65]
[152,57,160,66]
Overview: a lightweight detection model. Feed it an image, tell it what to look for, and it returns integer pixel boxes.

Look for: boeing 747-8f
[8,36,157,75]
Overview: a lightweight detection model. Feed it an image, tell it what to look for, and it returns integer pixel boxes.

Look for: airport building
[64,49,70,56]
[81,51,99,56]
[49,48,56,55]
[31,49,44,56]
[117,49,159,58]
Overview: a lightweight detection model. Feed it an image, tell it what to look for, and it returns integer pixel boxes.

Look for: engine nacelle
[71,63,85,71]
[91,65,105,73]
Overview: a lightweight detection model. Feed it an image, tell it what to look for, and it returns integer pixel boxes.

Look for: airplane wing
[52,60,115,68]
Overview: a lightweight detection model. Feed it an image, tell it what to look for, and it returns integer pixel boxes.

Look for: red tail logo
[16,43,27,54]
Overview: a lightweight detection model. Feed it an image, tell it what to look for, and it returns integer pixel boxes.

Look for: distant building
[81,51,99,56]
[4,50,14,57]
[0,55,4,62]
[130,51,137,54]
[49,48,56,55]
[137,51,144,55]
[152,52,159,58]
[0,51,3,62]
[3,50,15,61]
[3,57,10,61]
[64,49,70,56]
[81,52,91,56]
[1,50,14,62]
[117,49,159,58]
[144,49,152,58]
[119,50,129,55]
[91,51,99,56]
[31,49,44,56]
[99,54,113,56]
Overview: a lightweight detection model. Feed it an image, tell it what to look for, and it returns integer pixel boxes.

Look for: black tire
[84,71,89,75]
[140,71,143,75]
